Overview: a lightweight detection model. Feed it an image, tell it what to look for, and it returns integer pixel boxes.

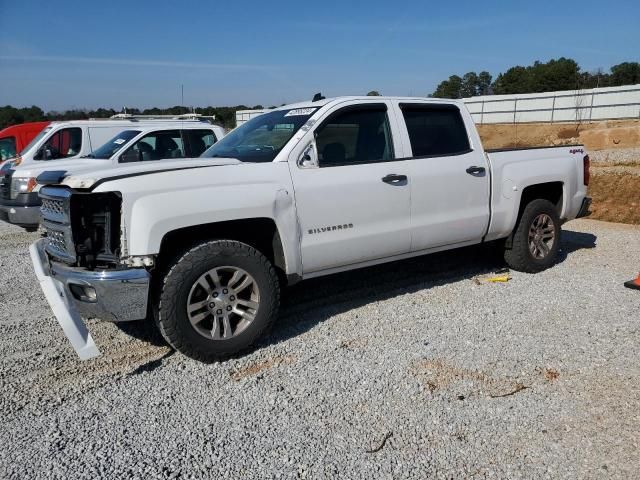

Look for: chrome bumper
[30,238,151,360]
[0,204,40,227]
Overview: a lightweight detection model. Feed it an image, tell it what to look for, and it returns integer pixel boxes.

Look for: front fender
[95,163,301,276]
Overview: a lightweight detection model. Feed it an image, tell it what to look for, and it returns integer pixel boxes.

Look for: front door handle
[466,166,486,175]
[382,174,407,185]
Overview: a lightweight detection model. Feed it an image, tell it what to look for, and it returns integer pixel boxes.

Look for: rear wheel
[156,240,280,362]
[504,199,561,273]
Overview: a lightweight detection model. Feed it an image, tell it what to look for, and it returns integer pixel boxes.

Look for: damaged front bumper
[30,238,151,360]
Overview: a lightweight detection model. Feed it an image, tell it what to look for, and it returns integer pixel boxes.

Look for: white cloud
[0,55,278,71]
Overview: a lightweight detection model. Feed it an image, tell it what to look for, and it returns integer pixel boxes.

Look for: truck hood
[11,158,112,179]
[59,157,242,189]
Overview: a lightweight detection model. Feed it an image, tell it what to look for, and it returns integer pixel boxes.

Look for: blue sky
[0,0,637,110]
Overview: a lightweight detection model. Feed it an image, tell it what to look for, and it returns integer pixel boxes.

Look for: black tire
[504,199,561,273]
[156,240,280,362]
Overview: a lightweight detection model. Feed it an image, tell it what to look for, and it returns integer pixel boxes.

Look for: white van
[3,115,219,170]
[1,121,226,229]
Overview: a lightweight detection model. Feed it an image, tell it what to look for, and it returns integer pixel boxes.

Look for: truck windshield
[20,127,52,156]
[0,137,16,161]
[85,130,141,159]
[201,108,317,162]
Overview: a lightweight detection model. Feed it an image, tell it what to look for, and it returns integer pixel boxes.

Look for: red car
[0,121,50,163]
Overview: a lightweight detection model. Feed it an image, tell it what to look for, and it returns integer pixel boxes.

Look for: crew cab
[1,118,224,229]
[0,121,50,163]
[30,96,591,361]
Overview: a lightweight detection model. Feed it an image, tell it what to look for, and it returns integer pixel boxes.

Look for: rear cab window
[400,104,471,157]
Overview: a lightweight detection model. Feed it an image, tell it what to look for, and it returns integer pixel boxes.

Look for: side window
[120,130,185,162]
[38,127,82,160]
[315,106,394,167]
[184,129,218,157]
[400,105,470,157]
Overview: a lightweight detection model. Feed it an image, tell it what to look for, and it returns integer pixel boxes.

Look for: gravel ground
[0,219,638,479]
[589,146,640,165]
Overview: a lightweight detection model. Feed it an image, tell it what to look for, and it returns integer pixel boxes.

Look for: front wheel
[504,199,561,273]
[156,240,280,362]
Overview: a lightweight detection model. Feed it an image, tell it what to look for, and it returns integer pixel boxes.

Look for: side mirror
[297,143,318,169]
[120,148,142,163]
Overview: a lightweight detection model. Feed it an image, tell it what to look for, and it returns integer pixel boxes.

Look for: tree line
[0,104,268,131]
[2,59,638,130]
[431,58,640,98]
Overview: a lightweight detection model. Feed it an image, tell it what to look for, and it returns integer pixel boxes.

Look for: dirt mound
[477,119,640,151]
[588,169,640,225]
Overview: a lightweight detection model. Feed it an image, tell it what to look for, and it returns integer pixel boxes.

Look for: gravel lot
[0,219,638,479]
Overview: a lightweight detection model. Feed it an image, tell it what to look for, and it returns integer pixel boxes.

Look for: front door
[289,101,412,274]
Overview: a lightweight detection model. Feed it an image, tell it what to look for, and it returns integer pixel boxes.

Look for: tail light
[583,155,590,186]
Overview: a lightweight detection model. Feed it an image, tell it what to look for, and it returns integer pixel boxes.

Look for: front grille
[40,187,76,264]
[40,197,67,223]
[45,227,71,259]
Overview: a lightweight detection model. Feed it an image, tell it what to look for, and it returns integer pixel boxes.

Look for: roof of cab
[275,96,464,111]
[0,121,50,137]
[44,118,221,128]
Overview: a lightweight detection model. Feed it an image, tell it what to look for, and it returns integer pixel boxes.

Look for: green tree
[460,72,479,97]
[609,62,640,86]
[366,90,381,96]
[477,71,492,95]
[492,66,530,94]
[432,75,463,98]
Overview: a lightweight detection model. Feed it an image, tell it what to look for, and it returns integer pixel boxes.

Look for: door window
[184,129,218,157]
[315,106,394,167]
[120,130,185,162]
[35,127,82,160]
[400,105,470,157]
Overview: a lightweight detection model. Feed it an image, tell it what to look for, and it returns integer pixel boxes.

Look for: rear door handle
[466,166,486,175]
[382,174,407,185]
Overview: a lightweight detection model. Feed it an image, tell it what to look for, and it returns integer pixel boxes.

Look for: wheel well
[505,182,563,249]
[156,218,286,275]
[519,182,563,216]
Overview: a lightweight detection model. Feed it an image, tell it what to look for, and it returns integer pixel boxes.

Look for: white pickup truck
[30,96,591,361]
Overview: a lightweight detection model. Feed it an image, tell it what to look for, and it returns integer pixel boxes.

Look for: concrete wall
[235,109,267,127]
[237,85,640,126]
[463,84,640,124]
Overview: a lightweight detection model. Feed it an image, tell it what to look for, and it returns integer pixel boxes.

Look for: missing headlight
[70,192,122,268]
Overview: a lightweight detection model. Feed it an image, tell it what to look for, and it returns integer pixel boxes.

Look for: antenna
[181,84,184,107]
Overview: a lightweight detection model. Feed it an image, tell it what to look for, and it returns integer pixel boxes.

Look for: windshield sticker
[114,138,126,145]
[285,108,317,117]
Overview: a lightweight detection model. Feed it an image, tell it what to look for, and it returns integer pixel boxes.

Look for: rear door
[288,100,412,273]
[395,102,490,250]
